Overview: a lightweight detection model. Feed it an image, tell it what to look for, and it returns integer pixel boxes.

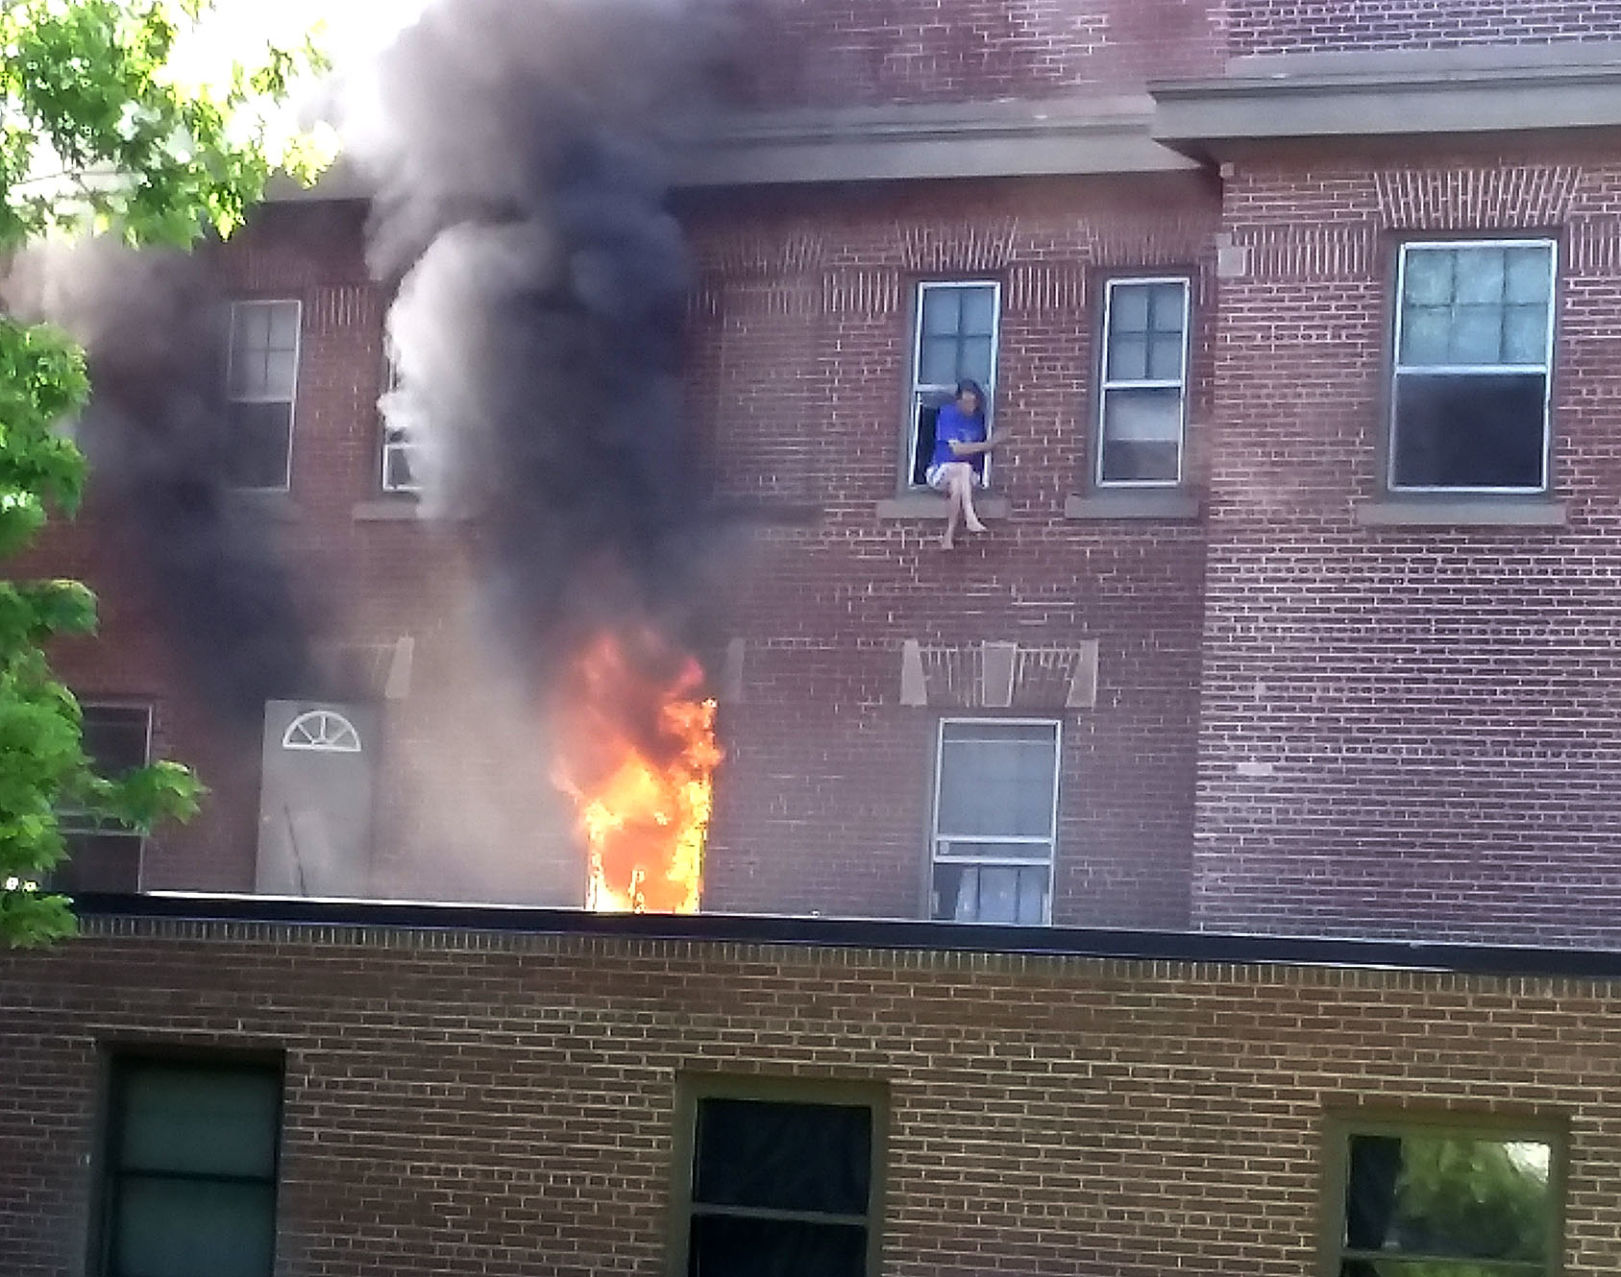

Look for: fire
[552,632,722,913]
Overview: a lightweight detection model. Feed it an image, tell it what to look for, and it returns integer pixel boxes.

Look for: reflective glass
[1503,304,1549,365]
[920,287,961,337]
[919,335,958,387]
[1109,284,1150,333]
[958,286,996,336]
[693,1098,870,1214]
[1399,305,1451,366]
[959,336,995,386]
[1449,306,1502,365]
[1107,332,1148,382]
[1505,246,1552,303]
[120,1064,280,1177]
[688,1216,866,1277]
[1454,247,1506,305]
[1148,332,1184,381]
[937,725,1058,839]
[1150,282,1187,334]
[114,1179,275,1277]
[1403,250,1454,306]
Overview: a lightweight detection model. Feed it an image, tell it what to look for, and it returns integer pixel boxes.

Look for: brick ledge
[875,494,1011,521]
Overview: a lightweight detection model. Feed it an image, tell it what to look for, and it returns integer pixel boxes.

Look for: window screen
[1335,1128,1556,1276]
[907,282,999,487]
[100,1058,282,1277]
[686,1096,876,1277]
[931,719,1059,925]
[1097,278,1190,485]
[54,704,151,893]
[226,300,300,490]
[1390,241,1555,492]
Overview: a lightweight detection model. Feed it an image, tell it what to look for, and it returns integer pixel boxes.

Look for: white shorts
[926,462,971,490]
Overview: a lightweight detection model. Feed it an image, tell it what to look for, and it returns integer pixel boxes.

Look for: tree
[0,0,328,946]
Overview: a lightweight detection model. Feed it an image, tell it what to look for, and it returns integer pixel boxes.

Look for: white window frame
[378,343,421,494]
[930,716,1060,926]
[1096,275,1192,489]
[282,709,363,754]
[907,280,1001,490]
[226,298,301,492]
[1388,238,1558,496]
[61,702,153,891]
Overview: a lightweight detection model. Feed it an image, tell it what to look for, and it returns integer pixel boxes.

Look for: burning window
[225,299,301,491]
[906,280,1000,489]
[97,1056,283,1277]
[1097,277,1191,486]
[1390,241,1556,493]
[53,703,152,894]
[930,718,1059,925]
[1331,1121,1558,1276]
[678,1083,883,1277]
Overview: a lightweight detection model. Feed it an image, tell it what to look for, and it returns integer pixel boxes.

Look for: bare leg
[941,482,960,549]
[953,467,987,534]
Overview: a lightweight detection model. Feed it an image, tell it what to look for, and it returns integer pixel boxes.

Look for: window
[1097,277,1190,486]
[225,300,300,490]
[676,1080,883,1277]
[1390,240,1556,493]
[378,344,420,493]
[1329,1119,1559,1277]
[930,718,1059,925]
[97,1056,282,1277]
[906,281,1000,488]
[55,704,151,893]
[281,708,362,753]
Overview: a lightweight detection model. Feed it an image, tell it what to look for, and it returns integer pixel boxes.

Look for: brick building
[30,0,1621,949]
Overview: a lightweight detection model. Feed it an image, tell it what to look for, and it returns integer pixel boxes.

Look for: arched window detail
[281,709,362,754]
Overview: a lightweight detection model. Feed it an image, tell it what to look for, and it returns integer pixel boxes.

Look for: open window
[1389,240,1556,493]
[54,703,152,893]
[378,342,421,494]
[225,300,300,491]
[930,718,1059,925]
[1097,276,1190,486]
[906,281,1000,488]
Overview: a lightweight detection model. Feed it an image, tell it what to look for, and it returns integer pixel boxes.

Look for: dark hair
[954,379,986,420]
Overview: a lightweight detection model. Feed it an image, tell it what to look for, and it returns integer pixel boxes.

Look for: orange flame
[552,633,721,913]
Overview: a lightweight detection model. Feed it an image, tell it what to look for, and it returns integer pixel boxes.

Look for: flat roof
[70,891,1621,980]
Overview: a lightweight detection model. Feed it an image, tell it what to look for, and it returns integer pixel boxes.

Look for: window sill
[1354,498,1567,527]
[226,490,301,521]
[1064,490,1199,521]
[352,498,424,522]
[875,493,1011,521]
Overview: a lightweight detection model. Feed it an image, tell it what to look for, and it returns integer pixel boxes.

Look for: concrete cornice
[1153,44,1621,160]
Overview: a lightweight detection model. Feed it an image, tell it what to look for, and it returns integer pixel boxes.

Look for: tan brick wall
[4,915,1621,1275]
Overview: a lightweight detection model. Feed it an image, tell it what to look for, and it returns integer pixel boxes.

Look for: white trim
[1388,238,1557,496]
[930,716,1061,926]
[906,279,1002,489]
[282,709,363,754]
[1096,275,1192,490]
[226,299,302,492]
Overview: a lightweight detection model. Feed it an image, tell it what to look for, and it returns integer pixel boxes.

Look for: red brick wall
[1197,148,1621,944]
[719,0,1224,108]
[4,917,1620,1276]
[1228,0,1621,56]
[688,176,1216,927]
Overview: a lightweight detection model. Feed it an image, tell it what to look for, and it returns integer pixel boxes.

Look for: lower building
[2,895,1616,1276]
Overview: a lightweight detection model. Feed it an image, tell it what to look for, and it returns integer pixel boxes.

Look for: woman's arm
[949,433,999,457]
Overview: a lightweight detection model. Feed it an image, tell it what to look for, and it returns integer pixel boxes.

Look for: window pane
[958,336,995,386]
[225,403,293,489]
[52,833,141,892]
[115,1178,275,1277]
[693,1098,870,1215]
[920,287,961,337]
[919,335,958,387]
[1450,304,1503,365]
[1109,284,1150,334]
[931,864,1049,924]
[1102,388,1182,484]
[1147,332,1184,381]
[1149,283,1187,334]
[1344,1133,1551,1263]
[265,301,299,351]
[1339,1263,1544,1277]
[1107,332,1148,382]
[1392,372,1546,490]
[911,397,940,486]
[120,1064,280,1178]
[263,346,298,399]
[1454,247,1506,305]
[81,708,149,776]
[383,445,419,492]
[1506,245,1553,303]
[958,286,996,336]
[937,726,1058,840]
[1503,304,1548,365]
[688,1215,866,1277]
[1399,304,1452,367]
[1403,249,1454,306]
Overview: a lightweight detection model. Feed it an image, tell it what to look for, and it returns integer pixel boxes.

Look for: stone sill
[875,494,1011,521]
[227,490,300,521]
[352,498,424,522]
[1064,490,1199,521]
[1354,499,1567,528]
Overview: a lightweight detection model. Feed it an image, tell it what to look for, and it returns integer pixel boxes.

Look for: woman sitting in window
[925,379,997,550]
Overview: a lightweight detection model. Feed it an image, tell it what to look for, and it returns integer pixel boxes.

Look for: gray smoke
[363,0,726,724]
[3,245,319,729]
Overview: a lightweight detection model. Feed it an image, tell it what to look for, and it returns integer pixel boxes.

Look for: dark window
[1390,242,1555,493]
[1097,277,1189,486]
[378,344,420,493]
[55,705,151,893]
[1334,1127,1556,1276]
[685,1095,877,1277]
[931,719,1059,925]
[226,300,299,490]
[98,1057,282,1277]
[907,282,999,487]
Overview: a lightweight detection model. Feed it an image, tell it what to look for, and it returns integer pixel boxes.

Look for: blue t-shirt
[930,402,987,473]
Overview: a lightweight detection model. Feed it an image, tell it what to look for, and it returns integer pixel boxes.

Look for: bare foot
[965,519,987,534]
[940,533,955,550]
